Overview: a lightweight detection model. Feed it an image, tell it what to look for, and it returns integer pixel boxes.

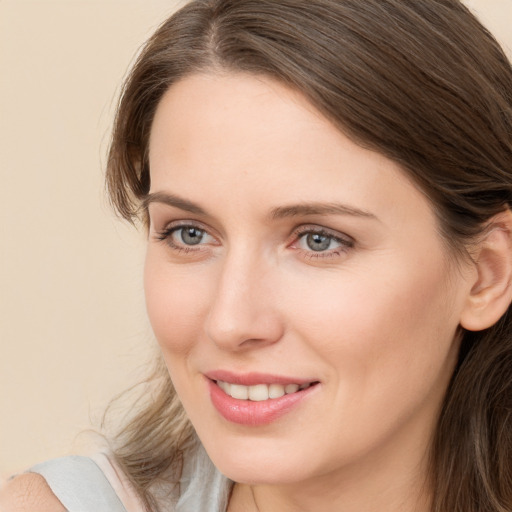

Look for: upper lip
[205,370,318,386]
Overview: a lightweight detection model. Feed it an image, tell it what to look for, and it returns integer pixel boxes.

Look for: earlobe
[460,209,512,332]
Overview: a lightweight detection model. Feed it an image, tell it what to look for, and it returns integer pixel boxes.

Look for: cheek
[278,261,461,464]
[144,251,210,355]
[286,256,460,390]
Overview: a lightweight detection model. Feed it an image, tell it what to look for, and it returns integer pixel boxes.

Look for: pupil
[181,228,203,245]
[306,233,330,251]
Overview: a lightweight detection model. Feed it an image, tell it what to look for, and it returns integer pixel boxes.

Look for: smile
[216,380,315,401]
[207,375,320,426]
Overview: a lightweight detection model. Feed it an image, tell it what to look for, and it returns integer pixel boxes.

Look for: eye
[293,226,354,257]
[300,232,340,252]
[155,223,216,251]
[173,226,207,246]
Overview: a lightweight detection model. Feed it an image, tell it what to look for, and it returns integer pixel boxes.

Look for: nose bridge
[205,245,282,350]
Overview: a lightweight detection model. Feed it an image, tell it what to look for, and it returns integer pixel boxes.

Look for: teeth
[285,384,299,394]
[230,384,249,400]
[217,380,313,401]
[268,384,285,399]
[248,384,268,401]
[218,380,230,394]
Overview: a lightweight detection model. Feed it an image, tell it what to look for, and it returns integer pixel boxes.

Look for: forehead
[149,72,332,169]
[148,72,430,227]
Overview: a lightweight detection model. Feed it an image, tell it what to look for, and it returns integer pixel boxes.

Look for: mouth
[206,374,320,425]
[215,380,318,401]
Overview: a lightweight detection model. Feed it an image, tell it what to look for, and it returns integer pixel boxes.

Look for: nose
[204,251,284,351]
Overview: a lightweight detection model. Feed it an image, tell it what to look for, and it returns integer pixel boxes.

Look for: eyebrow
[143,191,377,221]
[269,202,377,220]
[142,192,209,215]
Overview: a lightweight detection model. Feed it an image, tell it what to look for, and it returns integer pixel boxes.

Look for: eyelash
[293,226,354,259]
[154,223,213,254]
[154,223,354,259]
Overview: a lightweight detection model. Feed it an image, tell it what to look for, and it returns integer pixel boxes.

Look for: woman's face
[145,73,474,486]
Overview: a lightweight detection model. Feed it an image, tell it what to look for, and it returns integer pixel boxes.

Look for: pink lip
[206,375,319,426]
[205,370,315,386]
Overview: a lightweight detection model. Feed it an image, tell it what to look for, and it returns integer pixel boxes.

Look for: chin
[200,434,314,485]
[217,458,305,485]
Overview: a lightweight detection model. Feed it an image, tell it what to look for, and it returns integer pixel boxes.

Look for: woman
[2,0,511,511]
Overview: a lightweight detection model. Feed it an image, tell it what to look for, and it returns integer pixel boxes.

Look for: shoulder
[0,473,66,512]
[0,455,130,512]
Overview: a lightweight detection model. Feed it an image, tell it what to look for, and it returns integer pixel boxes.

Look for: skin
[144,72,480,512]
[1,72,511,512]
[0,474,65,511]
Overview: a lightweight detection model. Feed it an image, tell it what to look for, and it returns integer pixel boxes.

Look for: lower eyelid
[302,248,348,260]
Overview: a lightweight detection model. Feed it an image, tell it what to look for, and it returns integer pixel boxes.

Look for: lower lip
[207,379,318,426]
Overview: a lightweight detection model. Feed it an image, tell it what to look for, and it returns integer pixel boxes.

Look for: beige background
[0,0,511,475]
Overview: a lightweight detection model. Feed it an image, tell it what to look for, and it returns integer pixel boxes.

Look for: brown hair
[106,1,512,510]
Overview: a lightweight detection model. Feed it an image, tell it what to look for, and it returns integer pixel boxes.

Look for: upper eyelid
[155,219,216,236]
[294,224,354,242]
[153,219,353,245]
[159,223,215,241]
[295,225,347,236]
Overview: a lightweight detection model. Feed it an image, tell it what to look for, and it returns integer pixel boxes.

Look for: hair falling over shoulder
[105,1,512,510]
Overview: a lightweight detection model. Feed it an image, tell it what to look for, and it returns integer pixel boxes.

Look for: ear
[460,209,512,331]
